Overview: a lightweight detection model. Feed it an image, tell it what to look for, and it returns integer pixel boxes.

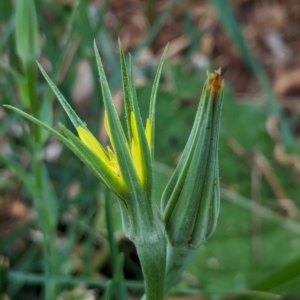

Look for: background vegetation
[1,0,300,299]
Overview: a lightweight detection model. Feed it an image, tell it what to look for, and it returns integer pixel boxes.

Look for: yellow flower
[76,110,151,190]
[76,125,124,188]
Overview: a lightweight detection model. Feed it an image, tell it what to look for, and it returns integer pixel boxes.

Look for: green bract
[162,70,223,249]
[161,71,223,294]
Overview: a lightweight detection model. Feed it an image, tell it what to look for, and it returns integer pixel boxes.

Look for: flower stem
[164,243,196,294]
[135,238,166,300]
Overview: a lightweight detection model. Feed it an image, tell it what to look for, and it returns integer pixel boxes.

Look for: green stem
[25,61,58,300]
[122,194,166,299]
[164,243,196,294]
[32,142,58,300]
[122,193,166,299]
[135,238,166,300]
[26,61,40,144]
[41,225,58,300]
[8,271,144,290]
[104,189,127,300]
[140,243,196,299]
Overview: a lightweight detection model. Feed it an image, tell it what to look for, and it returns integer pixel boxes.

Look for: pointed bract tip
[208,69,222,97]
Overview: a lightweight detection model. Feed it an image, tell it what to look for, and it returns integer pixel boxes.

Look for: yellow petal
[130,112,144,183]
[105,110,130,153]
[145,118,151,149]
[77,126,125,188]
[131,137,144,184]
[107,146,125,187]
[107,146,120,175]
[77,126,109,165]
[130,112,140,147]
[104,111,113,144]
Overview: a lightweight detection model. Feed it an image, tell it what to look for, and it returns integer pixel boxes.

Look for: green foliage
[15,0,40,65]
[139,66,300,298]
[1,0,300,299]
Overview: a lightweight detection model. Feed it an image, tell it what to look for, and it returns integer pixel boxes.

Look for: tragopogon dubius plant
[5,42,223,300]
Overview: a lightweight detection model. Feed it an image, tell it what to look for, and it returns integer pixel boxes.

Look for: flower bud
[162,70,223,250]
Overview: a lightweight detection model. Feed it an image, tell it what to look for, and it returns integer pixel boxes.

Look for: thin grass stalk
[8,271,144,290]
[25,61,58,300]
[104,189,127,300]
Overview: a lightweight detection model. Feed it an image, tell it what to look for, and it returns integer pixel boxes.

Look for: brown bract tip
[208,68,222,96]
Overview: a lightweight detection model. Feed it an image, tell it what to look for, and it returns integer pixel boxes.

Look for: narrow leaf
[4,105,77,151]
[37,62,83,129]
[3,105,123,199]
[59,124,124,198]
[118,39,134,141]
[252,256,300,292]
[103,280,112,300]
[149,44,168,156]
[15,0,40,64]
[93,42,142,196]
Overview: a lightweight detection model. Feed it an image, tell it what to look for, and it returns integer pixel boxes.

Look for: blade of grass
[38,1,80,144]
[15,3,60,297]
[78,210,99,276]
[8,272,144,290]
[221,189,300,236]
[37,62,83,129]
[104,189,127,300]
[251,255,300,293]
[102,281,112,300]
